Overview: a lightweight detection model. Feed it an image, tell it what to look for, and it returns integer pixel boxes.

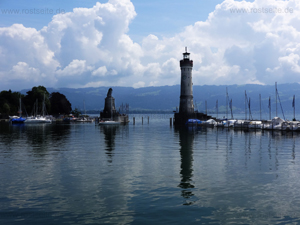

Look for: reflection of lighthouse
[176,127,196,205]
[179,47,194,114]
[174,47,212,125]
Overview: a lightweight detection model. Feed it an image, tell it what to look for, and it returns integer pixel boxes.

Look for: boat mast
[245,91,247,120]
[275,82,278,117]
[245,91,252,120]
[36,99,38,117]
[269,96,271,120]
[276,85,286,121]
[293,95,296,120]
[43,94,45,117]
[259,94,261,121]
[248,97,252,120]
[226,87,228,119]
[19,98,22,117]
[216,99,218,119]
[230,99,233,119]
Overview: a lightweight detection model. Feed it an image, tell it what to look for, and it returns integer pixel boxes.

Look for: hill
[19,83,300,114]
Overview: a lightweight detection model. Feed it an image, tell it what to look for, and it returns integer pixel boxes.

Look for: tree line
[0,86,73,118]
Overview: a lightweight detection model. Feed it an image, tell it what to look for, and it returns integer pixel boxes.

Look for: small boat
[233,120,247,129]
[99,120,121,125]
[262,117,289,130]
[289,122,300,131]
[215,121,226,128]
[224,120,236,128]
[10,116,26,124]
[63,117,71,122]
[186,119,201,126]
[25,116,51,124]
[75,116,94,122]
[10,98,26,124]
[202,119,217,127]
[248,121,262,129]
[25,95,51,124]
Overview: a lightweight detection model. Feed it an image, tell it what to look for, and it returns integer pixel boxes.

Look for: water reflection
[24,124,71,155]
[0,123,25,146]
[0,123,70,154]
[99,125,119,163]
[2,119,300,224]
[175,127,196,205]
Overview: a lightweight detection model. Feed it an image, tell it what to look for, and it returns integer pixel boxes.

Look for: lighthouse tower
[179,47,194,114]
[174,47,212,125]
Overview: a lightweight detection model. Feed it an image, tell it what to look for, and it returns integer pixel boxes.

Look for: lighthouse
[179,47,194,114]
[174,48,212,125]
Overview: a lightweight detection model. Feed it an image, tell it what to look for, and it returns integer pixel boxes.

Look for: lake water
[1,114,300,224]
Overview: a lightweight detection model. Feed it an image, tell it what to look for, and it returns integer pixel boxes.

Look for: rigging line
[245,92,253,120]
[277,90,286,121]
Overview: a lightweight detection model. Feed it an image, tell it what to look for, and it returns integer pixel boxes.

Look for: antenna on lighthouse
[185,47,187,52]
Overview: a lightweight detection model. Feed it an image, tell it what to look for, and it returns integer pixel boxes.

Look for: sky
[0,0,299,91]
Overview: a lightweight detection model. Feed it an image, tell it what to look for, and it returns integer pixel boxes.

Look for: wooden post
[170,118,172,126]
[133,117,135,125]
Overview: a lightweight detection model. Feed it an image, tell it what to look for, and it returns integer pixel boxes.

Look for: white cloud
[56,59,90,77]
[92,66,108,77]
[133,81,145,88]
[10,62,40,80]
[1,0,300,90]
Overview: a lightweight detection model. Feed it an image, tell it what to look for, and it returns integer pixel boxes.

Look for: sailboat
[262,117,289,131]
[75,101,94,122]
[25,94,51,124]
[10,98,26,124]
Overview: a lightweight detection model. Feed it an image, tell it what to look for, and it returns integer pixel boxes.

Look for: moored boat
[202,119,217,127]
[224,120,236,128]
[215,121,225,128]
[248,121,262,129]
[262,117,289,131]
[10,98,26,124]
[25,95,51,124]
[25,116,51,123]
[233,120,244,129]
[186,119,201,126]
[99,120,121,125]
[10,116,26,124]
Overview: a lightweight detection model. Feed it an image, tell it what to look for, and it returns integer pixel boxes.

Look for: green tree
[49,92,72,116]
[0,90,23,116]
[2,103,10,115]
[71,108,81,118]
[23,86,50,116]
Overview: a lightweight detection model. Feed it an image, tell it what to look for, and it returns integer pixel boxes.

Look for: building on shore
[174,48,212,125]
[100,88,129,124]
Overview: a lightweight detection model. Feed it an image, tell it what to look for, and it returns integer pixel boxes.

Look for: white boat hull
[25,117,51,123]
[99,121,121,125]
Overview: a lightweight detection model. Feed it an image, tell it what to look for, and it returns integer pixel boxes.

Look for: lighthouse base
[174,112,213,126]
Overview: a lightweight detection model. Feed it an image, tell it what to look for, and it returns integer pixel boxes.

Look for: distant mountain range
[19,83,300,114]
